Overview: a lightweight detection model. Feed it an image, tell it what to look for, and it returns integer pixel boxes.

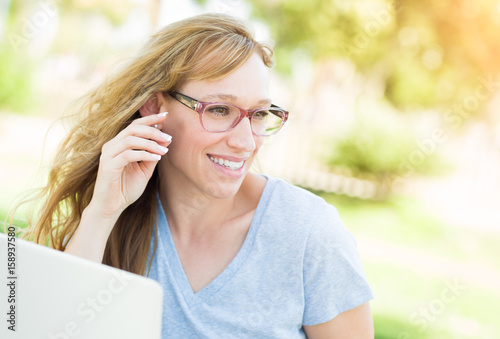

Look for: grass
[317,190,498,267]
[315,190,500,339]
[365,259,500,338]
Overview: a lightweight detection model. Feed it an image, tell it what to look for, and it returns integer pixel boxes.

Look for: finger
[131,112,168,127]
[106,122,172,151]
[137,154,161,173]
[113,149,163,168]
[104,135,169,159]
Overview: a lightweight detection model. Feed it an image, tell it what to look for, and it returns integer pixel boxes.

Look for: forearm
[64,203,119,263]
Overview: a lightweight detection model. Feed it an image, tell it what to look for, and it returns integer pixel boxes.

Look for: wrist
[82,202,121,234]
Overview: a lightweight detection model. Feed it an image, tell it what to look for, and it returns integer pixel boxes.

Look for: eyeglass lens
[202,104,285,135]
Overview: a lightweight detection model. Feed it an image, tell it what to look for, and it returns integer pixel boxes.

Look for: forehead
[200,93,271,106]
[179,53,270,107]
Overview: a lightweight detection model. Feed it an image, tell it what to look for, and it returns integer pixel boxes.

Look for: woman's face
[159,52,270,199]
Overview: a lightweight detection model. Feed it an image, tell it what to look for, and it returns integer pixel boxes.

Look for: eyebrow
[201,93,272,106]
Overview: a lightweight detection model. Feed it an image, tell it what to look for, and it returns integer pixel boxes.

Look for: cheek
[165,124,215,161]
[161,114,181,138]
[254,137,264,152]
[161,117,189,161]
[162,114,197,147]
[164,108,209,135]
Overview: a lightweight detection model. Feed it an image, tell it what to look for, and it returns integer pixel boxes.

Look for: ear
[139,92,169,117]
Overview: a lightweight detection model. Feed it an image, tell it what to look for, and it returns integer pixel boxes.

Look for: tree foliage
[248,0,500,114]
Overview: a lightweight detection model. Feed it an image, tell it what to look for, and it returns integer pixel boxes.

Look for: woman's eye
[208,106,230,115]
[253,110,269,119]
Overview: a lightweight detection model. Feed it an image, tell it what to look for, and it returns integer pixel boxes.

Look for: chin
[202,174,246,200]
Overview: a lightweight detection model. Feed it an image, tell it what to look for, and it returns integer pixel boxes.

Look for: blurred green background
[1,0,500,337]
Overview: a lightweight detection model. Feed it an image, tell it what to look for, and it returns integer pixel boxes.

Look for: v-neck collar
[155,175,275,307]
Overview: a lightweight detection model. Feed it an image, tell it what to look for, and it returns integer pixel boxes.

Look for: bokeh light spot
[422,48,443,70]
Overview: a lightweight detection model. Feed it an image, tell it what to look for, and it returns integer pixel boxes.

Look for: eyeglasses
[169,92,289,136]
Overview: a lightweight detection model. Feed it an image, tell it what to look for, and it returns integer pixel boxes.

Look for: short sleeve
[302,203,374,326]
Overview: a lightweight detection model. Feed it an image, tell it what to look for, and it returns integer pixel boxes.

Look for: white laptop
[0,232,163,339]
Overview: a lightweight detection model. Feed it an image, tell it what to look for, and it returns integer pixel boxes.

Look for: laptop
[0,232,163,339]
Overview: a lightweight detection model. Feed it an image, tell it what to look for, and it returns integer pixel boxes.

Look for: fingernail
[161,132,172,142]
[158,112,168,117]
[157,145,168,153]
[151,153,161,161]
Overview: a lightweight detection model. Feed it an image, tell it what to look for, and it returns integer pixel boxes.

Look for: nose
[226,117,256,152]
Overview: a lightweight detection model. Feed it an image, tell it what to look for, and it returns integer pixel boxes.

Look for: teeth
[210,156,244,170]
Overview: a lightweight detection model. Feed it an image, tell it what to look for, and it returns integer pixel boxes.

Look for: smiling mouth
[209,155,245,170]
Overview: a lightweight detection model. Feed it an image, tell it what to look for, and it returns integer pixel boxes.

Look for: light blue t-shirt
[147,175,373,338]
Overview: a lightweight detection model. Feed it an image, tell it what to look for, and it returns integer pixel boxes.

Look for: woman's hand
[65,113,170,262]
[89,112,171,222]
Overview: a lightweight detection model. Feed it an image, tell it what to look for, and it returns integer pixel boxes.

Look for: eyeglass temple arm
[271,104,289,121]
[271,103,288,112]
[171,92,198,110]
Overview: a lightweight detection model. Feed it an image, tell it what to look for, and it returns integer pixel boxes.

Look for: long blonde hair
[9,13,273,275]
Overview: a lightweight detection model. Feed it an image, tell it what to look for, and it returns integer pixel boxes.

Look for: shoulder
[264,176,358,245]
[264,175,330,213]
[260,176,346,237]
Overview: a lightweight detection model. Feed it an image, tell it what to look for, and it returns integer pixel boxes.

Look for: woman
[15,13,374,338]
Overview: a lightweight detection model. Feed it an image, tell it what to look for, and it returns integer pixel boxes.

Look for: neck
[158,174,245,241]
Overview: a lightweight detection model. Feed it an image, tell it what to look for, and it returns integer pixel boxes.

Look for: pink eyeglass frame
[169,92,289,136]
